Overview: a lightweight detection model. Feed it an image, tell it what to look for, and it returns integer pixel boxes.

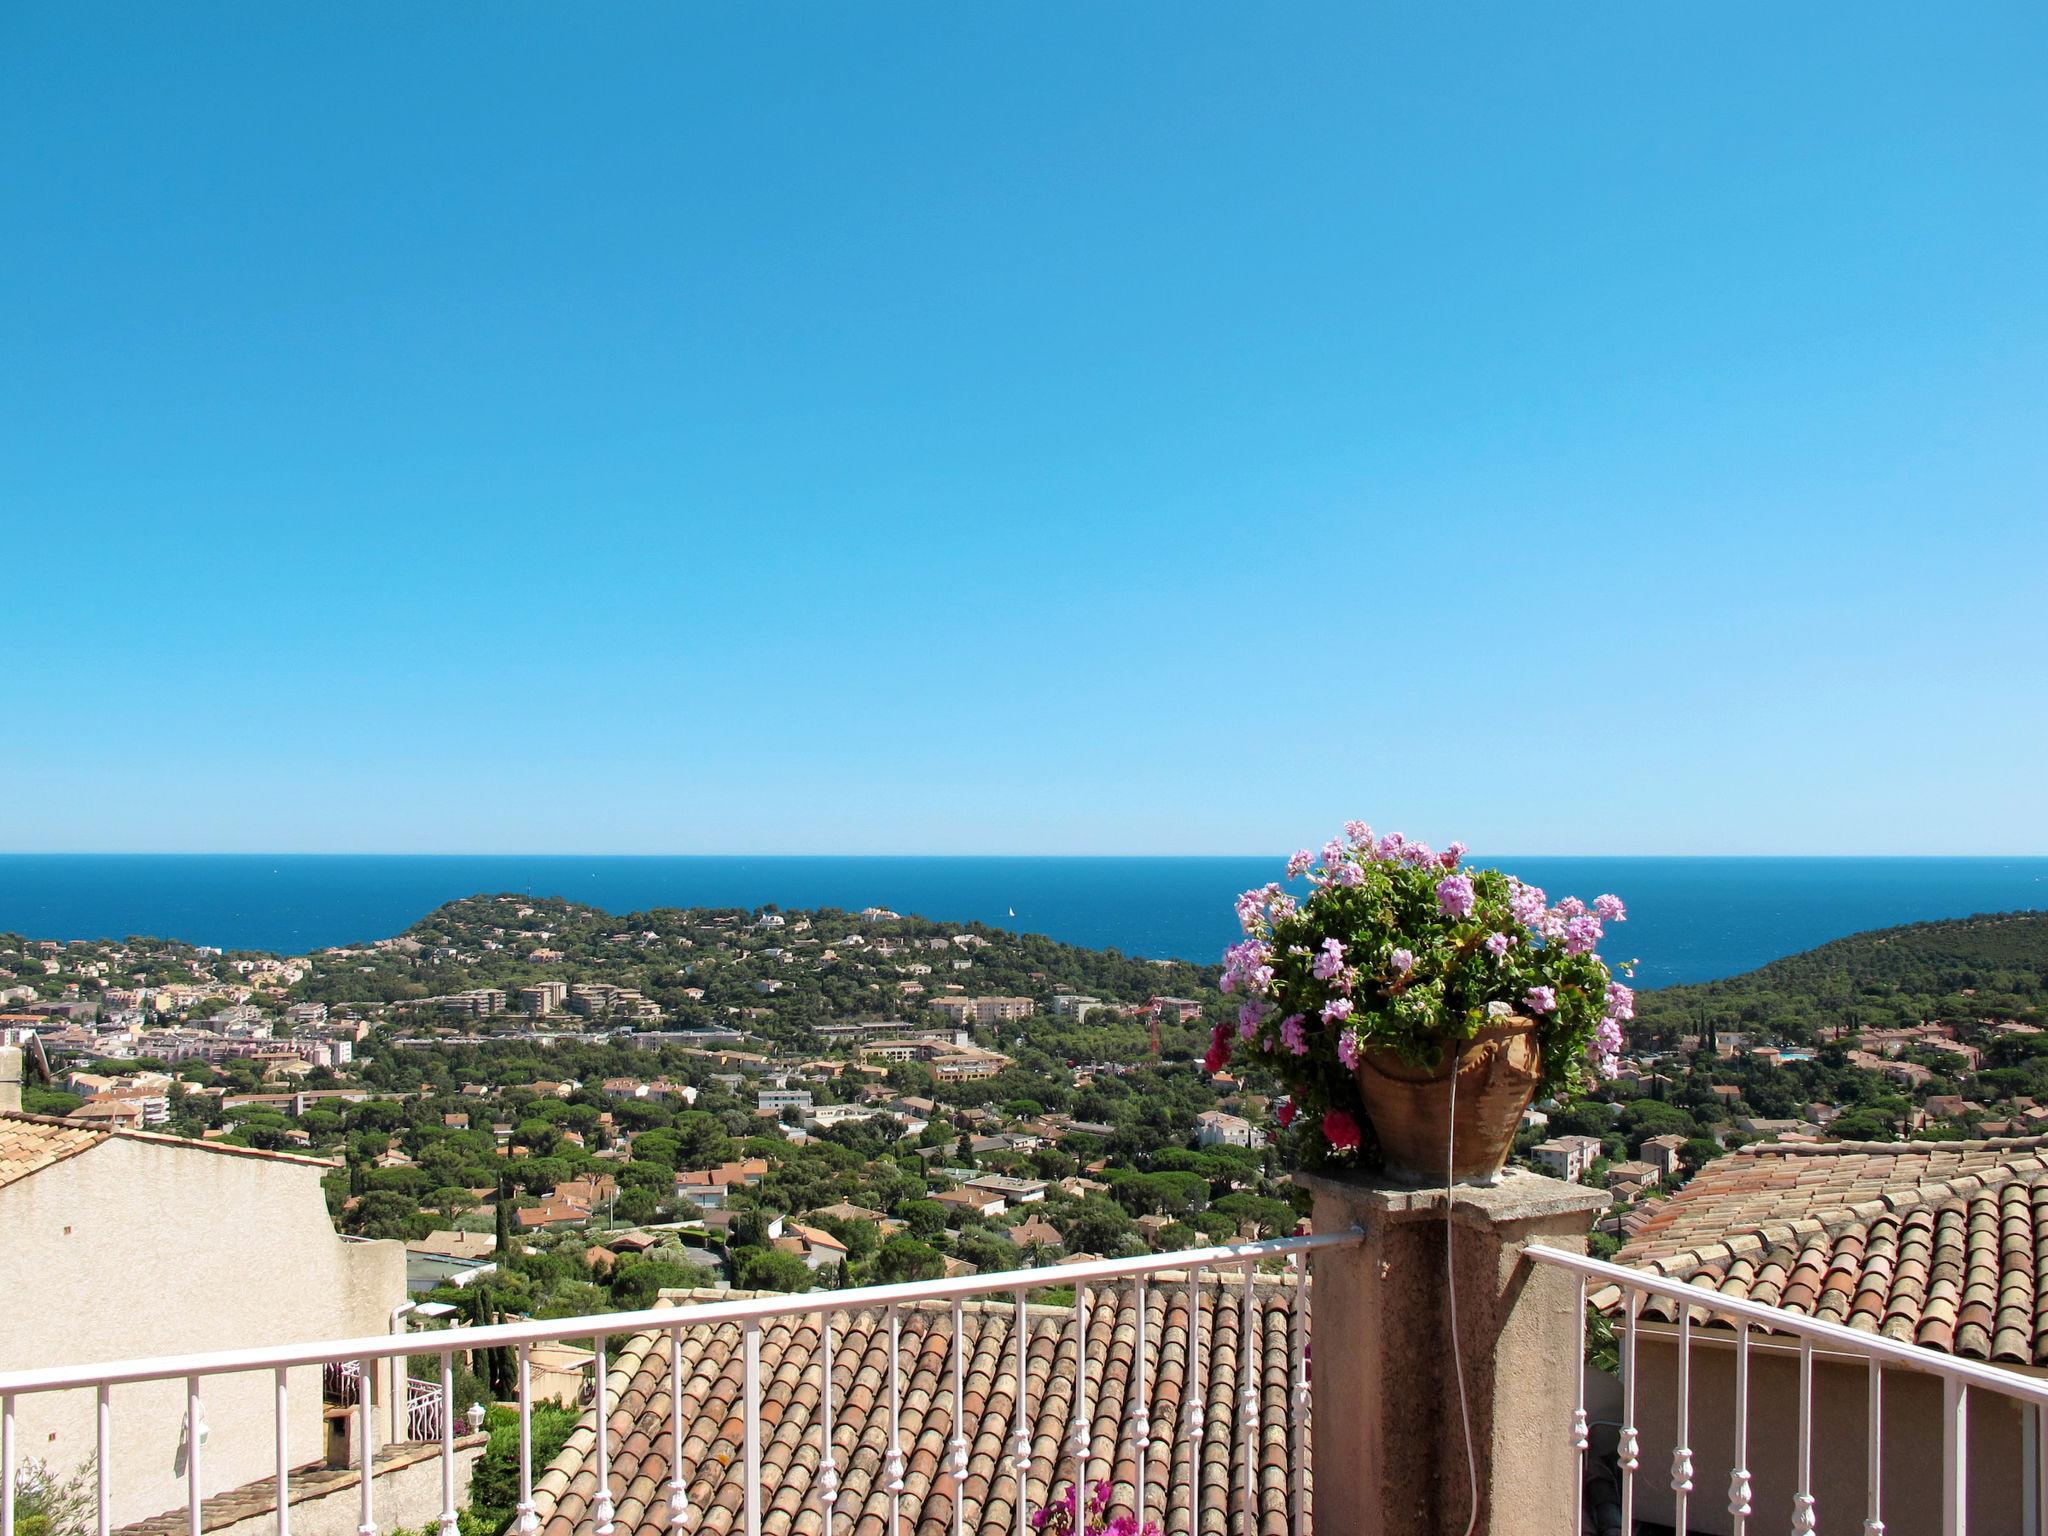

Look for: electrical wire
[1445,1065,1479,1536]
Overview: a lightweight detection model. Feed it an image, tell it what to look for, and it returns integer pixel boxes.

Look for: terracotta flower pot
[1354,1019,1542,1184]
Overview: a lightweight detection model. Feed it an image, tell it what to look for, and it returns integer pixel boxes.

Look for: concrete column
[1299,1168,1610,1536]
[0,1045,22,1113]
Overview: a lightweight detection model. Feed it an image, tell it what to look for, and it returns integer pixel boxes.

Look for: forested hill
[1635,910,2048,1042]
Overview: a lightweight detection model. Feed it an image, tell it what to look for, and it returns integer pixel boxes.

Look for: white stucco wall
[0,1137,404,1528]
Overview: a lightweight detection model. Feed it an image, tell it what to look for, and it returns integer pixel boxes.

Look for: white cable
[1445,1065,1479,1536]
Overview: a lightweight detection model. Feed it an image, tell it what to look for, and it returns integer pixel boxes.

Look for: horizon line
[4,850,2048,861]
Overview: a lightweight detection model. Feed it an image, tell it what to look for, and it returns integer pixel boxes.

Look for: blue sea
[0,855,2044,990]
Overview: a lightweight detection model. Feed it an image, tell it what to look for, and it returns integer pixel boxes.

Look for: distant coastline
[2,854,2045,990]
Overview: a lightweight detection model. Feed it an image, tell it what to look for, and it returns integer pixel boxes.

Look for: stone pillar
[1298,1168,1609,1536]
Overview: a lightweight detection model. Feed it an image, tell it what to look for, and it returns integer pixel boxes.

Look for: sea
[2,855,2045,990]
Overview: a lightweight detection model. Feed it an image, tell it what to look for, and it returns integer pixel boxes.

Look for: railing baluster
[1069,1284,1090,1533]
[667,1329,689,1534]
[98,1383,113,1536]
[1792,1336,1816,1535]
[816,1314,838,1525]
[1729,1322,1751,1534]
[438,1353,458,1536]
[515,1344,537,1536]
[1671,1301,1693,1533]
[1011,1291,1031,1536]
[275,1368,290,1536]
[592,1333,614,1536]
[1186,1267,1205,1536]
[1239,1261,1256,1536]
[356,1359,374,1536]
[1943,1376,1967,1536]
[1865,1357,1884,1536]
[1133,1279,1151,1536]
[4,1391,17,1536]
[950,1299,968,1536]
[1290,1257,1308,1536]
[885,1305,906,1533]
[190,1375,207,1536]
[1618,1291,1638,1536]
[1570,1274,1588,1536]
[743,1320,761,1536]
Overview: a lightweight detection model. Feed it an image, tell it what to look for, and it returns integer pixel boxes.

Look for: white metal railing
[1527,1243,2048,1536]
[0,1232,1352,1536]
[404,1378,445,1445]
[323,1360,362,1406]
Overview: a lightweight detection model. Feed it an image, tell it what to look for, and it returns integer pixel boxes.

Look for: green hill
[1635,910,2048,1044]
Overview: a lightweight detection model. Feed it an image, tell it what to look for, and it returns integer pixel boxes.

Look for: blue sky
[3,4,2043,855]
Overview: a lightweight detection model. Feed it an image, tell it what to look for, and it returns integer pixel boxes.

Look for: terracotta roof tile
[0,1112,108,1187]
[1610,1137,2048,1365]
[531,1278,1306,1536]
[0,1110,338,1183]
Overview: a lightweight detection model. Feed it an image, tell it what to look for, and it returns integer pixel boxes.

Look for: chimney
[0,1045,22,1114]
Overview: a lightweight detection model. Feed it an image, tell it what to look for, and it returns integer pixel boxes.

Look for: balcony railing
[1527,1243,2048,1536]
[0,1232,1355,1536]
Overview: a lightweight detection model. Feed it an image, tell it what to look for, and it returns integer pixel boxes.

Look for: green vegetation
[1635,911,2048,1045]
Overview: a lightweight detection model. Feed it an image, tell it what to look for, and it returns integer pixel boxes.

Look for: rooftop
[531,1279,1300,1536]
[1608,1134,2048,1363]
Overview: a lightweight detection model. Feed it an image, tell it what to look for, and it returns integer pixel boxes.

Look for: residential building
[1639,1133,1687,1180]
[0,1052,405,1529]
[931,1186,1007,1220]
[519,981,569,1016]
[1194,1109,1265,1149]
[928,996,1036,1027]
[1529,1134,1602,1183]
[965,1174,1048,1205]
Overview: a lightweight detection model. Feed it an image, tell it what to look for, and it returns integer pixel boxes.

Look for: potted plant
[1218,822,1633,1183]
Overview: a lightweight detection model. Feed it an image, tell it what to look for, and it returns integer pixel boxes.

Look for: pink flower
[1389,948,1415,975]
[1280,1014,1308,1055]
[1320,838,1347,869]
[1557,896,1586,918]
[1237,1001,1264,1039]
[1444,841,1468,865]
[1334,861,1365,887]
[1286,849,1313,880]
[1312,937,1346,980]
[1322,996,1354,1025]
[1344,820,1373,847]
[1484,931,1514,958]
[1594,893,1627,923]
[1204,1022,1231,1074]
[1322,1108,1363,1151]
[1508,880,1547,927]
[1564,913,1603,956]
[1276,1097,1296,1128]
[1523,985,1558,1014]
[1435,874,1475,919]
[1604,982,1636,1021]
[1336,1029,1362,1070]
[1376,832,1406,860]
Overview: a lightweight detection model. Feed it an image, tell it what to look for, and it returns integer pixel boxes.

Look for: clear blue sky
[3,4,2043,855]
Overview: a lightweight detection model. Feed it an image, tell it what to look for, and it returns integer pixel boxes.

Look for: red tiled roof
[0,1111,336,1189]
[1608,1136,2048,1364]
[532,1279,1304,1536]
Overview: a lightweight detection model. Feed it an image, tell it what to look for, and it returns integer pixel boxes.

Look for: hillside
[1635,910,2048,1043]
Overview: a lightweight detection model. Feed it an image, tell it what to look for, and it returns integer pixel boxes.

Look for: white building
[1194,1110,1266,1150]
[1530,1133,1603,1183]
